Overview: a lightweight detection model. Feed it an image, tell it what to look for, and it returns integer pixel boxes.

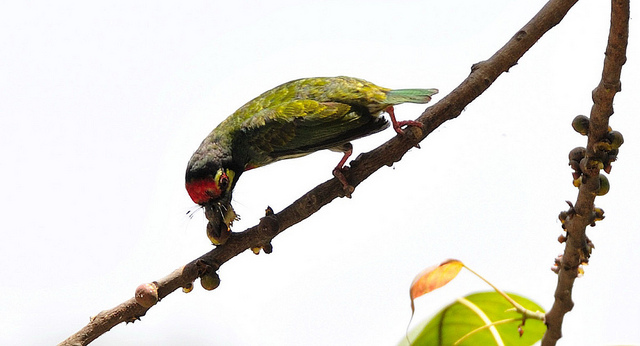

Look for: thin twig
[59,1,581,344]
[542,0,629,345]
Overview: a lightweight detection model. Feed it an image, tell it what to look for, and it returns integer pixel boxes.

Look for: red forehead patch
[185,178,222,205]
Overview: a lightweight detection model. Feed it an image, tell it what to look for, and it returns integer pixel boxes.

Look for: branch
[59,0,580,344]
[542,0,629,345]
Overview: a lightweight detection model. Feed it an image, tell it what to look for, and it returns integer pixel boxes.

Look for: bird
[185,76,438,245]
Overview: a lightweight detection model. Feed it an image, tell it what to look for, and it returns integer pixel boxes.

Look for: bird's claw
[333,167,354,198]
[393,119,424,135]
[386,105,423,148]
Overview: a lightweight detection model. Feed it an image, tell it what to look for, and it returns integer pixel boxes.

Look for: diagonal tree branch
[542,0,629,345]
[59,0,581,345]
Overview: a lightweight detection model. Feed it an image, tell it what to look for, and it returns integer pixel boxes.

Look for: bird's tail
[385,88,439,105]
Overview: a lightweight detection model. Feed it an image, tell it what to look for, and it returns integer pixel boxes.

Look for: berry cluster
[551,115,623,275]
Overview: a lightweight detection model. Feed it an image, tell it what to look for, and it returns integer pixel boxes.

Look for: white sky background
[1,1,638,345]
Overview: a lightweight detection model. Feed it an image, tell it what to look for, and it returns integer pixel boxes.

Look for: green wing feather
[234,99,388,168]
[385,88,439,105]
[207,76,438,170]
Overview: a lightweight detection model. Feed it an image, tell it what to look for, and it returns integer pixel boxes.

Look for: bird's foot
[333,146,354,198]
[333,166,354,198]
[386,106,424,145]
[393,119,424,135]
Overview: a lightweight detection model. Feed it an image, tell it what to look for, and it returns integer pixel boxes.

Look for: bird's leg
[332,144,355,198]
[386,105,423,135]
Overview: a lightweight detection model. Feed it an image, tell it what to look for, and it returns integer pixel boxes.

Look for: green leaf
[401,291,545,346]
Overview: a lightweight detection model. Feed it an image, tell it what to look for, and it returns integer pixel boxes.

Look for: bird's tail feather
[385,88,439,105]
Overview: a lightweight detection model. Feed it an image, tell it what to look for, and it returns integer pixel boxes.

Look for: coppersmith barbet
[186,76,438,245]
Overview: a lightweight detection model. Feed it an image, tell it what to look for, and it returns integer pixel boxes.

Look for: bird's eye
[218,172,229,191]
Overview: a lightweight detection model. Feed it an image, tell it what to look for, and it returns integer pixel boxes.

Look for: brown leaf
[410,259,464,312]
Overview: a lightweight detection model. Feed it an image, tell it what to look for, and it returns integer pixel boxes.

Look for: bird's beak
[204,196,237,245]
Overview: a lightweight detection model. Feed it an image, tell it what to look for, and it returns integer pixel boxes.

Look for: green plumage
[185,76,438,245]
[188,76,437,175]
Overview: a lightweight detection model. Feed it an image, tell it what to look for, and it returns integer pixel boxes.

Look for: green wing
[234,99,388,168]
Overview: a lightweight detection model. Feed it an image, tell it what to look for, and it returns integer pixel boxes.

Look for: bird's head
[186,162,240,245]
[185,166,237,206]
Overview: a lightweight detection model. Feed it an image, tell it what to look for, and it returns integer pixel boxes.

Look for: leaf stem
[463,264,546,321]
